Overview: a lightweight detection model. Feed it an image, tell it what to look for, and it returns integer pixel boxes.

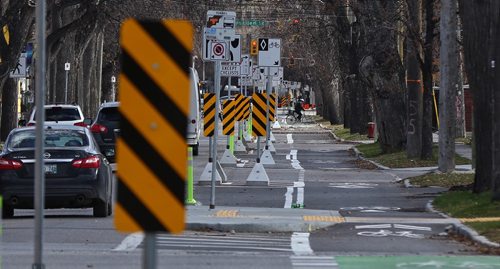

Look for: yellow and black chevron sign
[115,19,192,233]
[234,94,245,121]
[203,93,216,137]
[252,93,268,137]
[269,93,277,122]
[242,97,251,120]
[222,99,235,135]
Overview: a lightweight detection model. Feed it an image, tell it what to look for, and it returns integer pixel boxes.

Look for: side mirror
[83,118,93,126]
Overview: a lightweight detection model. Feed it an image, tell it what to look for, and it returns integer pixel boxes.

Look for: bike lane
[335,256,500,269]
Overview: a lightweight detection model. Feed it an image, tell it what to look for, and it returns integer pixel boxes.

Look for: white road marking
[360,210,387,213]
[284,186,294,208]
[357,230,425,239]
[297,187,304,207]
[355,224,392,229]
[113,232,144,251]
[329,183,378,189]
[287,150,305,207]
[393,224,432,231]
[340,206,401,211]
[287,134,294,144]
[291,256,339,268]
[291,232,313,255]
[294,181,305,188]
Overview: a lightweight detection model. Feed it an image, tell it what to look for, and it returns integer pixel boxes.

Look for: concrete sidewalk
[186,206,457,233]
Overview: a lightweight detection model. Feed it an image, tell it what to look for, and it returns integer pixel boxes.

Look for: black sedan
[0,125,113,218]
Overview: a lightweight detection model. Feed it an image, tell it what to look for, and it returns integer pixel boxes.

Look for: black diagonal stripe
[120,116,184,204]
[117,182,166,232]
[224,106,234,117]
[138,21,190,76]
[204,116,215,129]
[122,52,187,139]
[252,126,264,137]
[204,104,215,116]
[253,115,266,130]
[204,94,215,103]
[254,101,267,116]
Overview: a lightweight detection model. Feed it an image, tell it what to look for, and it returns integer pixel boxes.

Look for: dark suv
[90,102,119,163]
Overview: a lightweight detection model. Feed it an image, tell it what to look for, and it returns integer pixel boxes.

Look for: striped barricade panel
[203,93,216,137]
[251,93,267,137]
[222,99,235,135]
[115,19,192,234]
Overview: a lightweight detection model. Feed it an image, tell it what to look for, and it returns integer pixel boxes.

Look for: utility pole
[438,0,458,172]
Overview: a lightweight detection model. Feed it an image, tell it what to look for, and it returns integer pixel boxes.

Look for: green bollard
[185,147,197,205]
[229,135,235,154]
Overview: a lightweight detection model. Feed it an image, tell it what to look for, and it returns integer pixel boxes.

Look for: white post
[64,62,70,104]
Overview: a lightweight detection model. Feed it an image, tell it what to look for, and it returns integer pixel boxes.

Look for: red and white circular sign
[213,43,225,56]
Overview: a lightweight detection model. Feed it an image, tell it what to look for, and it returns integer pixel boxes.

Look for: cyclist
[294,98,305,121]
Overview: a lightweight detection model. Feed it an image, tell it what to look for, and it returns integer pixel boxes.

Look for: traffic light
[250,39,258,55]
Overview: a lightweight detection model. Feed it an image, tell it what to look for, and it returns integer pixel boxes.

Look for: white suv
[28,104,86,127]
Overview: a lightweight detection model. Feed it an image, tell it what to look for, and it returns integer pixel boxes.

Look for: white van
[187,67,201,155]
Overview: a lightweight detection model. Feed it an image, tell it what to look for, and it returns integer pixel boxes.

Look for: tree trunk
[458,0,499,193]
[438,0,458,173]
[1,78,18,141]
[421,0,436,160]
[356,0,408,152]
[406,0,423,159]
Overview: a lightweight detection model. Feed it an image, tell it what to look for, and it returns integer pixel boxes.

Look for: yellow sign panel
[203,93,216,137]
[115,19,193,233]
[222,99,235,135]
[252,93,267,137]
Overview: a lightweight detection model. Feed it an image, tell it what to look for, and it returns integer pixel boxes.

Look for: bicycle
[285,109,305,125]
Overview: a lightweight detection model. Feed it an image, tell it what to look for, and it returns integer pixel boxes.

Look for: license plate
[44,164,57,174]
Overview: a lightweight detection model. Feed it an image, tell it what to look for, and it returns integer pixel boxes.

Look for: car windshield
[33,107,81,121]
[98,107,119,122]
[8,129,89,149]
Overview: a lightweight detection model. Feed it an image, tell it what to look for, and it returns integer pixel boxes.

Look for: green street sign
[236,20,266,27]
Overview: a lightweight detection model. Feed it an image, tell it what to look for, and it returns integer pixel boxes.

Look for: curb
[351,146,391,170]
[426,200,500,249]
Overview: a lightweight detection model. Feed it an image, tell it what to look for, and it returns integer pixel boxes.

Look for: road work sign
[115,19,192,233]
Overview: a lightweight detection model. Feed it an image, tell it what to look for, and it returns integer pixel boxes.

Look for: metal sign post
[210,61,222,209]
[143,233,156,269]
[265,70,271,150]
[64,62,70,103]
[33,1,47,268]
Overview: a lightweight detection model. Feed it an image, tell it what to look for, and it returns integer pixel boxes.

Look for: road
[2,112,499,269]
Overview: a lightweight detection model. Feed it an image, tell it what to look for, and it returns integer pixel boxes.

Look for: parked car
[90,102,120,163]
[27,104,87,127]
[188,67,201,156]
[90,68,202,157]
[0,125,113,218]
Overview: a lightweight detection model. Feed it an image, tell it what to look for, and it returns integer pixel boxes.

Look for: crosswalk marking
[150,233,292,253]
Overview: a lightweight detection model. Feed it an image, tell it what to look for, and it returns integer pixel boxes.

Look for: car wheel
[93,199,108,217]
[107,200,113,216]
[192,143,199,156]
[2,204,14,219]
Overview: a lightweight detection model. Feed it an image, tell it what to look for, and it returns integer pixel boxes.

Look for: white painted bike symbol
[357,229,425,239]
[396,261,500,268]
